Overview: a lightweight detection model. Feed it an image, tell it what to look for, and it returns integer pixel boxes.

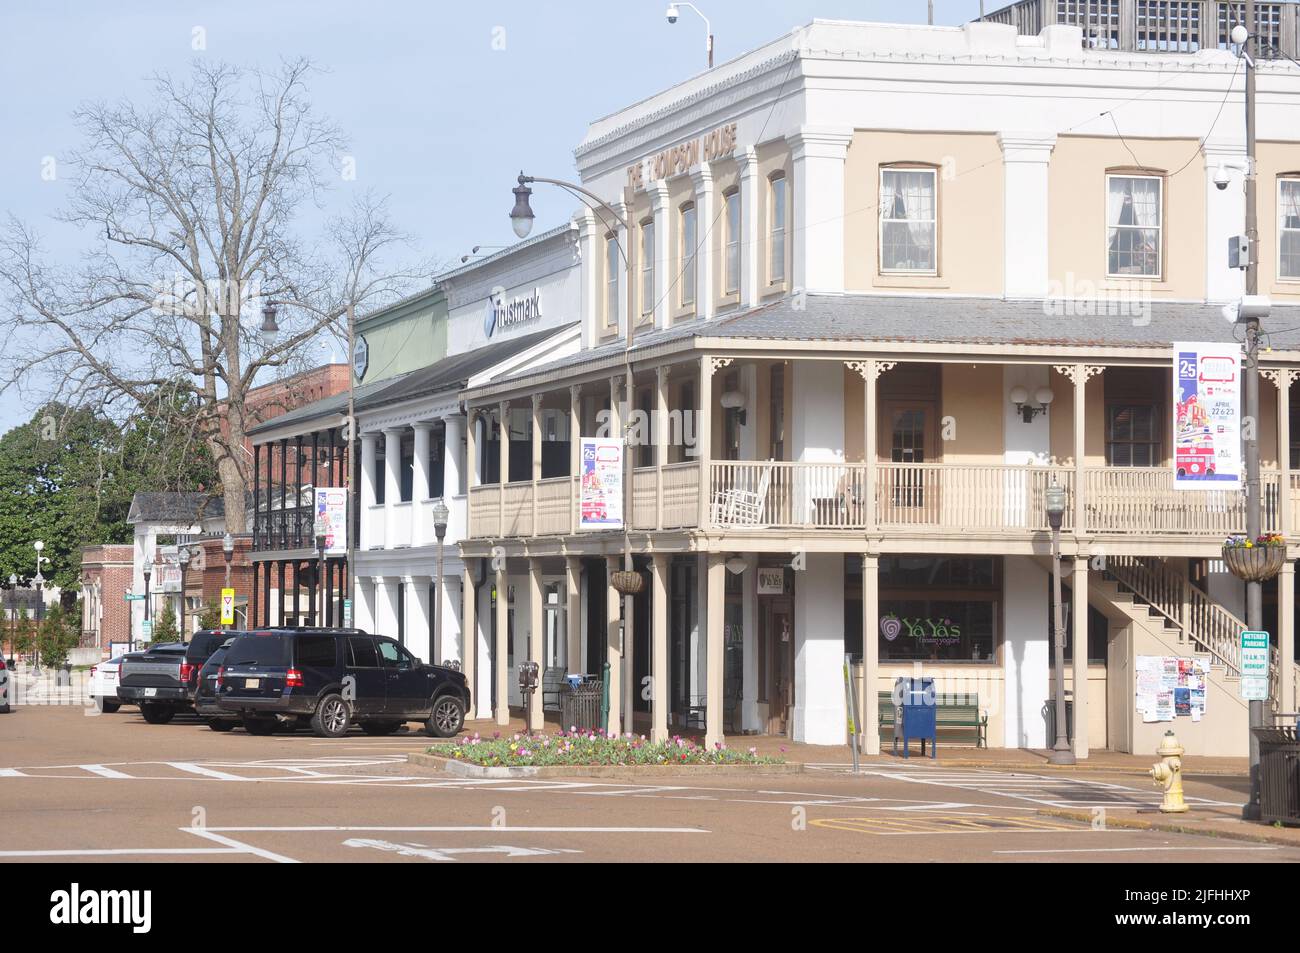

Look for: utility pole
[1242,0,1265,821]
[345,301,357,628]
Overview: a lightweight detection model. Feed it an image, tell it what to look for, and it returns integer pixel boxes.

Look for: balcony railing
[465,459,1294,542]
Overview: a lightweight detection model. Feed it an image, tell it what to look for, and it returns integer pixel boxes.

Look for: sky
[0,0,991,433]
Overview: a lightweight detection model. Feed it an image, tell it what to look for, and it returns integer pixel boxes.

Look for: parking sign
[1240,630,1270,701]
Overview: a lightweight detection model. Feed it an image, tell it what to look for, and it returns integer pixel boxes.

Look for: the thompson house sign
[483,287,542,338]
[627,122,738,190]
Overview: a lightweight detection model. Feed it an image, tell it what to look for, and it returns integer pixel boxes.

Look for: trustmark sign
[483,288,542,338]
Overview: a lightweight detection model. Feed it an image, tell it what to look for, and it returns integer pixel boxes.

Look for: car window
[296,635,336,668]
[347,637,379,668]
[376,640,409,669]
[226,636,290,667]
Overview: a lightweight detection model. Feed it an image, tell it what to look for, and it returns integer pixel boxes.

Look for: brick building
[79,544,135,655]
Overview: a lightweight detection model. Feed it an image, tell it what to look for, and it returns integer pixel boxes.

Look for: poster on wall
[579,437,623,530]
[1173,341,1241,489]
[1135,654,1209,722]
[313,487,348,555]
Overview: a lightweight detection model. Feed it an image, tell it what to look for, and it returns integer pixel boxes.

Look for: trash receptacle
[892,676,936,759]
[561,677,603,733]
[1253,725,1300,826]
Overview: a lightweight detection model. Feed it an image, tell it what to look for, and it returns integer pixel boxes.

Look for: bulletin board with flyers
[1135,654,1209,723]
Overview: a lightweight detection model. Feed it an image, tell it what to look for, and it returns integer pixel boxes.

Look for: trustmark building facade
[457,11,1300,756]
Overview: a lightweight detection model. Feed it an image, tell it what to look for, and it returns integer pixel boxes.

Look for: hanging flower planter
[1222,534,1288,583]
[610,569,645,595]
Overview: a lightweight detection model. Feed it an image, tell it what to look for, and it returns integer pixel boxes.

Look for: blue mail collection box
[892,676,937,759]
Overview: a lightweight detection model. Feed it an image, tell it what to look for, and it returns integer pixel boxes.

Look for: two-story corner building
[247,224,584,719]
[456,8,1300,757]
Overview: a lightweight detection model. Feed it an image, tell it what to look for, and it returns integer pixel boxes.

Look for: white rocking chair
[711,460,774,526]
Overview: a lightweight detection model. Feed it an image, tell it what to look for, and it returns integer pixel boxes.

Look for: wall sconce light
[725,556,747,575]
[719,390,746,426]
[1010,385,1054,423]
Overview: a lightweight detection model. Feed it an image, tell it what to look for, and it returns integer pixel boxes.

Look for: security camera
[666,3,679,24]
[1214,164,1231,191]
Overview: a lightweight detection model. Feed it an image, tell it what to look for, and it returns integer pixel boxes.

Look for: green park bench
[877,691,987,749]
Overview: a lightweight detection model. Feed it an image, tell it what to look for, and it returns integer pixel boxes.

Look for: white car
[0,656,10,713]
[89,656,128,713]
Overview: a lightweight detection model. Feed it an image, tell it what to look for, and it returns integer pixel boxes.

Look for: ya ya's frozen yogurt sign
[483,286,542,338]
[880,614,961,645]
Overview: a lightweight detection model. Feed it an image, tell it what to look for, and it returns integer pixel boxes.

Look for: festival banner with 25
[1173,342,1241,489]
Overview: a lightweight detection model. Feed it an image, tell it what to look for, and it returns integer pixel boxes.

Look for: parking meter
[519,661,540,734]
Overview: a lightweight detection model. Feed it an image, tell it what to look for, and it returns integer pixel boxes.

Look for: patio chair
[711,460,773,526]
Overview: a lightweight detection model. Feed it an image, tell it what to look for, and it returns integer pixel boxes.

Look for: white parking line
[204,825,708,833]
[81,764,135,779]
[182,827,300,863]
[168,762,260,781]
[0,847,242,857]
[995,846,1281,854]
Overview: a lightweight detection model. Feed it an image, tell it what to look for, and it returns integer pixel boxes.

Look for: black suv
[194,636,239,731]
[216,627,470,738]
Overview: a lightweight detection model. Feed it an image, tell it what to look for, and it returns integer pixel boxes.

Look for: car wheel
[139,702,175,725]
[242,715,277,736]
[361,720,402,736]
[96,697,121,714]
[425,694,466,738]
[208,719,236,732]
[311,693,352,738]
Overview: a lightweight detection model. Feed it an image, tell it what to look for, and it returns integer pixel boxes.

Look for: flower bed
[429,729,785,768]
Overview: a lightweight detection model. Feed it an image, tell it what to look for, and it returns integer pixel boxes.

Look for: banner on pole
[1173,342,1241,489]
[579,437,624,530]
[313,487,348,555]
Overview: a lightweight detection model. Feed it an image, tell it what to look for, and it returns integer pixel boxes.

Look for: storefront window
[872,556,1000,662]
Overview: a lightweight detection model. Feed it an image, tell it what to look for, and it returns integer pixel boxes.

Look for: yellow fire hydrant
[1149,729,1189,813]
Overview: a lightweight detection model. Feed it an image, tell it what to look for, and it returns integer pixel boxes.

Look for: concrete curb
[1036,807,1300,847]
[889,758,1248,777]
[408,751,803,779]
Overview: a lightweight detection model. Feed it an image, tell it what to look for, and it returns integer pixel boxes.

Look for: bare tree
[0,59,427,532]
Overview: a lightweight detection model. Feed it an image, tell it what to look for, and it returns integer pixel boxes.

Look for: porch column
[1071,557,1089,760]
[849,360,889,534]
[697,356,714,526]
[741,554,759,732]
[1055,364,1102,534]
[462,564,478,719]
[360,433,379,546]
[705,552,725,748]
[862,554,880,754]
[569,385,581,534]
[565,556,582,675]
[413,421,433,505]
[531,394,543,533]
[494,561,509,726]
[1281,561,1296,715]
[739,146,760,308]
[655,365,670,529]
[384,427,403,548]
[443,415,465,499]
[1267,369,1295,537]
[605,556,623,736]
[651,553,669,742]
[408,574,432,663]
[465,410,479,489]
[690,164,715,320]
[528,559,544,729]
[373,577,397,639]
[497,401,510,532]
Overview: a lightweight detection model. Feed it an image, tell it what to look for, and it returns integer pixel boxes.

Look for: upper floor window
[640,219,655,318]
[1280,178,1300,280]
[769,174,787,284]
[1106,174,1162,278]
[680,203,697,306]
[879,168,936,274]
[604,234,619,329]
[724,190,741,295]
[1106,404,1160,467]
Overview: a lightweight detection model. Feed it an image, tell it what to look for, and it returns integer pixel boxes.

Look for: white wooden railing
[1086,468,1280,535]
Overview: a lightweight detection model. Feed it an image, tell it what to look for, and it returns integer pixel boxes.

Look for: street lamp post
[142,557,152,651]
[1045,481,1075,765]
[315,533,327,627]
[511,172,639,735]
[31,541,47,676]
[6,574,16,667]
[432,499,450,664]
[222,532,234,591]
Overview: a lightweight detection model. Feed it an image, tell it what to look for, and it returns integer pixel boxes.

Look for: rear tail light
[285,668,304,688]
[216,666,225,688]
[180,662,196,683]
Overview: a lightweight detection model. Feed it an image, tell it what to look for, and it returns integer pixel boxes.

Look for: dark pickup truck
[117,631,241,724]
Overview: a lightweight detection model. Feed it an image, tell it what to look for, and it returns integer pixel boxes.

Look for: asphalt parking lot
[1,704,1294,863]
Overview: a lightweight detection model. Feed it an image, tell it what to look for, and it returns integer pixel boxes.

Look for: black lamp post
[315,533,327,627]
[432,499,450,663]
[1045,481,1075,765]
[6,574,16,667]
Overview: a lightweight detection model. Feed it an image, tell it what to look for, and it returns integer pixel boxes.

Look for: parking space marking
[80,764,135,779]
[0,847,243,857]
[995,845,1281,855]
[811,813,1088,835]
[203,825,708,834]
[182,827,301,864]
[167,762,251,781]
[342,839,583,861]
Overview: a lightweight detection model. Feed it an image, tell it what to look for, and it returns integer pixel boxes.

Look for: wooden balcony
[464,460,1293,543]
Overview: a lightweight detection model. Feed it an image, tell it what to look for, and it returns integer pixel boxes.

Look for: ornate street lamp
[260,301,279,346]
[432,499,450,663]
[222,532,235,590]
[1045,481,1075,765]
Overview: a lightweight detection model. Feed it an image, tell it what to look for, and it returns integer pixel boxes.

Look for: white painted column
[789,126,852,294]
[360,433,378,548]
[528,559,544,729]
[443,415,464,498]
[649,178,671,329]
[605,556,622,736]
[383,427,403,548]
[739,146,760,308]
[740,554,759,732]
[998,132,1056,299]
[412,422,432,503]
[1071,557,1089,759]
[793,552,846,745]
[494,562,509,726]
[461,565,477,718]
[355,576,377,634]
[1281,561,1296,716]
[705,552,725,749]
[408,574,432,663]
[1003,556,1050,748]
[651,553,669,742]
[862,554,881,754]
[565,556,582,676]
[1202,137,1248,303]
[373,577,398,640]
[690,165,715,319]
[574,207,600,348]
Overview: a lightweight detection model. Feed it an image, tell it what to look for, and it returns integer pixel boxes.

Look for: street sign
[141,619,153,641]
[220,588,235,626]
[1240,630,1270,701]
[123,592,144,602]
